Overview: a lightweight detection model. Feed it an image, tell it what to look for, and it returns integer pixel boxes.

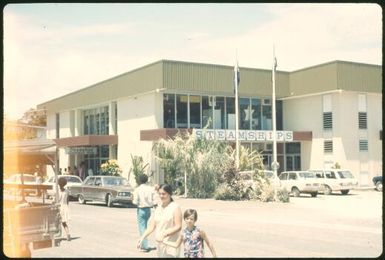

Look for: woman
[137,184,182,257]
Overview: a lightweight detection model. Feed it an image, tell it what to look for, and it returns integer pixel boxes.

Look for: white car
[278,171,322,197]
[4,173,39,196]
[44,175,83,199]
[308,169,358,195]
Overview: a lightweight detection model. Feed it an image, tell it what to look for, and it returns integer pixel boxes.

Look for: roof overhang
[54,135,118,147]
[4,139,57,168]
[140,128,312,142]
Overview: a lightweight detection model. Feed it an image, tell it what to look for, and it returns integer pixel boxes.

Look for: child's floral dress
[183,226,204,258]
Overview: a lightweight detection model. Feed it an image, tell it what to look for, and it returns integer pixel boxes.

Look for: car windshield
[337,171,354,179]
[298,172,315,178]
[103,177,128,186]
[65,176,82,183]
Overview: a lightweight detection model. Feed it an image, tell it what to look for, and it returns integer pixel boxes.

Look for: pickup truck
[3,182,62,257]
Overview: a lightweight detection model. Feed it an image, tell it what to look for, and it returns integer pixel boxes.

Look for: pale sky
[3,3,382,120]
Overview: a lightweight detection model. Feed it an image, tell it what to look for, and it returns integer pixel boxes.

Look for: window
[82,106,109,135]
[163,94,175,128]
[288,172,297,180]
[324,140,333,153]
[262,101,272,130]
[251,98,261,130]
[279,172,287,180]
[240,98,250,130]
[323,112,332,130]
[358,112,367,129]
[202,96,213,128]
[176,95,188,128]
[214,97,225,129]
[325,171,336,179]
[226,97,235,129]
[359,140,368,151]
[85,177,95,185]
[189,95,201,128]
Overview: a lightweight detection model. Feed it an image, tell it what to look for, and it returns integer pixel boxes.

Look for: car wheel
[323,185,332,195]
[341,189,349,195]
[291,187,300,197]
[310,192,318,197]
[375,181,382,192]
[106,194,113,207]
[78,194,86,204]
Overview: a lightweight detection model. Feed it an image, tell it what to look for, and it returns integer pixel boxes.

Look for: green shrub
[214,184,241,201]
[275,188,290,203]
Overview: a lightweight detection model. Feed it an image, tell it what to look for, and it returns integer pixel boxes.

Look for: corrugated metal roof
[37,59,381,113]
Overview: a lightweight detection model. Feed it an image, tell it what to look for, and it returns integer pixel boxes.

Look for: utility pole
[234,57,240,169]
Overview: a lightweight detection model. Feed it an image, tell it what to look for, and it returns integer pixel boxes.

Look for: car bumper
[113,194,133,204]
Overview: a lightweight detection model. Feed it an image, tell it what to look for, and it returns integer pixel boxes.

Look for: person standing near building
[67,166,73,175]
[58,177,71,241]
[78,161,86,180]
[133,174,156,252]
[137,184,182,257]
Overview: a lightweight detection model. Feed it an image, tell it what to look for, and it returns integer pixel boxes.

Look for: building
[37,59,382,186]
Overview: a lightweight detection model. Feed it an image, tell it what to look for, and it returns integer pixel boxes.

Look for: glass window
[176,94,188,128]
[286,143,300,154]
[214,97,225,129]
[276,100,283,130]
[163,94,175,128]
[262,102,272,130]
[288,172,297,180]
[189,95,201,128]
[226,97,235,129]
[202,96,213,128]
[82,106,109,135]
[240,98,250,130]
[95,177,102,186]
[85,177,95,185]
[251,99,261,130]
[279,172,287,180]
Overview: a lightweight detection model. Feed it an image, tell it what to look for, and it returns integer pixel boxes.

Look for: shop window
[262,102,272,130]
[214,96,225,129]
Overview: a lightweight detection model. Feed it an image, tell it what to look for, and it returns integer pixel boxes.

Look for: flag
[233,61,240,94]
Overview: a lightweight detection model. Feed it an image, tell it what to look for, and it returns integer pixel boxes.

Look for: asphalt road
[28,189,382,258]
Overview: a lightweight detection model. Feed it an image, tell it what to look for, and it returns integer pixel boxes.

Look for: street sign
[65,147,97,155]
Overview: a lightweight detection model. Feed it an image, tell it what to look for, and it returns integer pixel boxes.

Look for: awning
[4,139,57,173]
[54,135,118,147]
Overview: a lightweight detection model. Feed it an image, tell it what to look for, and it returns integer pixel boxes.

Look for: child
[58,177,71,241]
[162,209,217,258]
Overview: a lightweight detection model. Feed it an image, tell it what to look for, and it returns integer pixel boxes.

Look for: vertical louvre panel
[359,140,368,151]
[323,112,332,129]
[324,140,333,153]
[358,112,367,129]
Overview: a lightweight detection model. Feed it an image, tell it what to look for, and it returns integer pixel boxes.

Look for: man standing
[133,174,156,252]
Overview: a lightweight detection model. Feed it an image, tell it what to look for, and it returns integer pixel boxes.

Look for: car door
[93,177,105,201]
[83,177,95,200]
[324,170,338,190]
[288,172,298,191]
[278,172,288,190]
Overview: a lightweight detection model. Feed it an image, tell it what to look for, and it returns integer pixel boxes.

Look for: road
[29,189,382,258]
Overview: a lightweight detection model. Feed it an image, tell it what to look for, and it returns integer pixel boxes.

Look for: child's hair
[58,177,68,191]
[183,209,198,221]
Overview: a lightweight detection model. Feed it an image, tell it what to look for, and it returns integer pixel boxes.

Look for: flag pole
[235,54,240,170]
[271,46,278,177]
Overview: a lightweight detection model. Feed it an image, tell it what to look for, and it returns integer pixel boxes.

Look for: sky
[3,3,382,120]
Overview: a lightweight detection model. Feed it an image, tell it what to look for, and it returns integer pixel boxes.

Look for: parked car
[308,169,358,195]
[43,175,83,199]
[372,176,382,191]
[4,173,39,196]
[68,175,134,207]
[239,170,281,188]
[278,171,321,197]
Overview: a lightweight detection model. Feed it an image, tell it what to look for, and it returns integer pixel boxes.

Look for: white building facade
[38,60,382,187]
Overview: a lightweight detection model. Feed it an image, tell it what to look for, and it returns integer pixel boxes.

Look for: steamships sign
[193,129,293,142]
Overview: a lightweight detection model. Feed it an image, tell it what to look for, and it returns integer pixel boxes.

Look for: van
[308,169,358,195]
[278,171,322,197]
